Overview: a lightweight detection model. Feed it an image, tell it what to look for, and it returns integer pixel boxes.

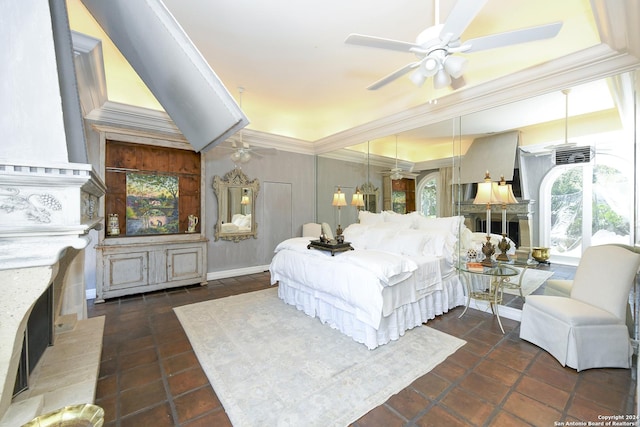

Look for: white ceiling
[67,0,638,164]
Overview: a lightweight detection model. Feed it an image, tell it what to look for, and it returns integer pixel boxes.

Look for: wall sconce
[332,186,347,237]
[496,176,519,261]
[473,171,501,267]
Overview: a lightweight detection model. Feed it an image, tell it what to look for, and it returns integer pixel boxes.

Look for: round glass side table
[456,263,519,333]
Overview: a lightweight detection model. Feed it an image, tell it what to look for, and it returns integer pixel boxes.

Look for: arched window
[417,172,439,218]
[540,152,632,264]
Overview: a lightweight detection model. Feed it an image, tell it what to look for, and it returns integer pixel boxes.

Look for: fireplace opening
[475,219,521,248]
[13,284,53,397]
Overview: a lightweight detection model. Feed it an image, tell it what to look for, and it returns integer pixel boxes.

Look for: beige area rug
[174,288,466,427]
[502,266,554,296]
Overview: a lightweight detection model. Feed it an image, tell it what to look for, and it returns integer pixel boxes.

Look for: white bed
[269,212,468,349]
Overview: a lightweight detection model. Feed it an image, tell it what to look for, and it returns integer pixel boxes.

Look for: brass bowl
[22,404,104,427]
[531,247,550,262]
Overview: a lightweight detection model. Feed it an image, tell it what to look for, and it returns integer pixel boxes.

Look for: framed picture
[126,172,179,235]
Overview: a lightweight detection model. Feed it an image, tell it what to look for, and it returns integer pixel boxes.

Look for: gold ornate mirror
[212,168,259,242]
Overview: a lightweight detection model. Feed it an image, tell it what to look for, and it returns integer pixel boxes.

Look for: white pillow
[414,215,463,234]
[343,223,370,249]
[384,211,417,227]
[420,230,456,257]
[274,237,312,253]
[358,210,384,225]
[385,229,427,256]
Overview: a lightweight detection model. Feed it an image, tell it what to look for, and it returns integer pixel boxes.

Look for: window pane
[550,167,583,255]
[421,178,437,217]
[592,164,630,244]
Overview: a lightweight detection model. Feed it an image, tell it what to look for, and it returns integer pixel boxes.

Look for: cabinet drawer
[166,246,204,282]
[106,251,149,290]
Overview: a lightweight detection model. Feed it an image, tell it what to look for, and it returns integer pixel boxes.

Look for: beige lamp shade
[497,183,518,205]
[332,187,347,207]
[473,173,501,205]
[240,195,250,205]
[497,176,518,205]
[351,188,365,207]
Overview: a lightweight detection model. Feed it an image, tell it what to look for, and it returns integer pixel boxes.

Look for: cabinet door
[166,246,204,282]
[105,251,149,290]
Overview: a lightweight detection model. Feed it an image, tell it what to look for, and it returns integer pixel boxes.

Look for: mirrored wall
[316,71,639,266]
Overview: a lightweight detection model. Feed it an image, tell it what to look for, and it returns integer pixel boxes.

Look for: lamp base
[496,235,511,262]
[336,225,343,237]
[481,237,496,267]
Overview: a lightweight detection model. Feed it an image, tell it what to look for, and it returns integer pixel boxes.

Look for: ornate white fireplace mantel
[458,199,536,256]
[0,161,105,421]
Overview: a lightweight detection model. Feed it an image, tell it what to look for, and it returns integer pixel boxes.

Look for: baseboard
[84,266,270,300]
[207,265,271,281]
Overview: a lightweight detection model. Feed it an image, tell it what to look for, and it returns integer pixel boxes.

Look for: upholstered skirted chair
[520,244,640,371]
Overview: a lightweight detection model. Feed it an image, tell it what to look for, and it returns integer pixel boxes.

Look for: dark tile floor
[88,264,637,426]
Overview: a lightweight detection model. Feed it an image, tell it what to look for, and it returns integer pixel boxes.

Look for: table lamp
[473,172,501,267]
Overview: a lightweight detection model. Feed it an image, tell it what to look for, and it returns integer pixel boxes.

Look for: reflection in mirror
[360,181,379,213]
[212,168,259,242]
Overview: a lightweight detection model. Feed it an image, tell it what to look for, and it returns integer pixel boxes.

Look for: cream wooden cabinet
[93,127,208,302]
[382,173,418,213]
[96,237,208,302]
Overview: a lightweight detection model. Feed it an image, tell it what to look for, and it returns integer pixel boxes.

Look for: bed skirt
[276,274,465,349]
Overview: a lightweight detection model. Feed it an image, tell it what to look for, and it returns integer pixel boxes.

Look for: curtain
[439,166,454,217]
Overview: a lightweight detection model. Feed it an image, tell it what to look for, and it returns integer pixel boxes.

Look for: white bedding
[270,238,420,328]
[269,234,465,348]
[269,214,472,348]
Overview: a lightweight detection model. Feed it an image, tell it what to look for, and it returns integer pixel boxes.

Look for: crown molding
[85,100,182,137]
[239,128,315,155]
[319,148,414,171]
[312,44,640,154]
[72,31,108,115]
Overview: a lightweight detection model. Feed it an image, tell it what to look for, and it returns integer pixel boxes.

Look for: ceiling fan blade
[465,21,563,53]
[367,62,420,90]
[345,33,420,53]
[439,0,488,43]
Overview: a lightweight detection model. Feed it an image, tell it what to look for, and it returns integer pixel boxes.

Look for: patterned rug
[174,288,466,427]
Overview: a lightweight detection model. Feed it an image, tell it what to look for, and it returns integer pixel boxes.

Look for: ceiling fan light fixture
[423,56,439,74]
[442,55,467,79]
[390,169,403,181]
[433,68,451,89]
[240,150,251,163]
[410,69,427,87]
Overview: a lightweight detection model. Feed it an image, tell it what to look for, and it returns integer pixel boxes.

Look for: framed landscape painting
[126,172,179,235]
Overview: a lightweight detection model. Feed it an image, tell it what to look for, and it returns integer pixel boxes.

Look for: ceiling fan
[345,0,563,91]
[387,135,403,180]
[223,87,277,164]
[225,136,277,164]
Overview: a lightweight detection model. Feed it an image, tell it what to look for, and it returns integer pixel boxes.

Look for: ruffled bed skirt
[276,274,466,349]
